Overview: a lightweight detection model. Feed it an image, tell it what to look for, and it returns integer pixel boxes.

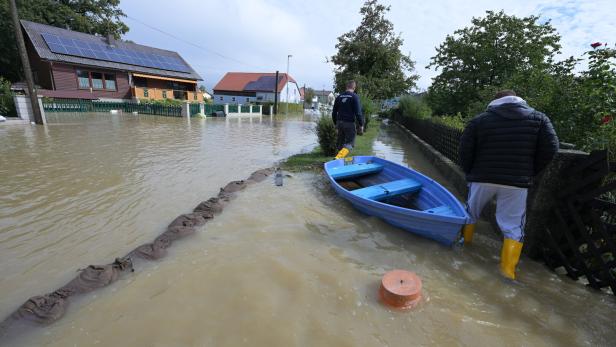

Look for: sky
[119,0,615,92]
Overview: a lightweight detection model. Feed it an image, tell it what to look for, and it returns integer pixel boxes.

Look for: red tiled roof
[213,72,296,93]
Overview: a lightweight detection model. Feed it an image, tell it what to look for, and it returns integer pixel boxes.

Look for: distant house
[212,72,301,104]
[20,20,203,102]
[314,89,335,105]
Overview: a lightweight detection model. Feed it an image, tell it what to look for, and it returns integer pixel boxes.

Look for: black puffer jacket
[459,101,559,188]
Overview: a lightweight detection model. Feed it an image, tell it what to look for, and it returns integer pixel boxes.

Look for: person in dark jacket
[459,90,558,280]
[332,80,364,159]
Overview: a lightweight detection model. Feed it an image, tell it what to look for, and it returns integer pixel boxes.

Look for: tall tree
[0,0,129,82]
[330,0,418,99]
[426,10,561,116]
[303,87,315,103]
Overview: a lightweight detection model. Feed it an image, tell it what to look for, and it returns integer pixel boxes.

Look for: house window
[143,88,149,97]
[76,70,117,90]
[77,70,90,89]
[219,96,223,101]
[194,93,197,100]
[162,90,167,99]
[104,74,116,91]
[91,72,104,89]
[246,98,249,102]
[232,97,235,102]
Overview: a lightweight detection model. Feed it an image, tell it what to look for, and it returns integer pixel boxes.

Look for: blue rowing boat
[324,156,470,246]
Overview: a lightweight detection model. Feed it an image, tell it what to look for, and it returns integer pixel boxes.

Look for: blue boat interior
[332,161,458,217]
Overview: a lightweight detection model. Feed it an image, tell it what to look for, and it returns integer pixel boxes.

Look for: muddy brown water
[0,114,614,346]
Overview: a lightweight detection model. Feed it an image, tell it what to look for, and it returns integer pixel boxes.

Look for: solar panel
[245,76,278,91]
[40,32,192,73]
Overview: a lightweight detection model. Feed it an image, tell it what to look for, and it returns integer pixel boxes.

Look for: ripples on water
[0,115,614,346]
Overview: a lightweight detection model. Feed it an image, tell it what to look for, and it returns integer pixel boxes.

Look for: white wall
[213,94,257,104]
[213,81,302,105]
[281,81,301,104]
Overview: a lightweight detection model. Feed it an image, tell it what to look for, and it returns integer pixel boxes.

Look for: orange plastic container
[379,270,422,309]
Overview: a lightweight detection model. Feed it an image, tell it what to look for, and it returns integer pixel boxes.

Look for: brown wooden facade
[25,32,201,102]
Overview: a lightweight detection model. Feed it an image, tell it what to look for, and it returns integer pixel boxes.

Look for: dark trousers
[336,121,356,150]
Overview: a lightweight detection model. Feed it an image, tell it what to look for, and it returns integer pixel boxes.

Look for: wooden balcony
[132,87,203,102]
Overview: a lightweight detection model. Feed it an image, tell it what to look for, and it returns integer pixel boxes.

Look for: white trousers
[466,182,528,242]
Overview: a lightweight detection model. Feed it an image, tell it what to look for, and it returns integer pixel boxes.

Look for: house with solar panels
[212,72,301,105]
[20,20,203,102]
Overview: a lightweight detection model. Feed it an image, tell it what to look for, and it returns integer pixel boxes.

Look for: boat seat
[330,163,384,180]
[423,205,455,216]
[350,178,422,201]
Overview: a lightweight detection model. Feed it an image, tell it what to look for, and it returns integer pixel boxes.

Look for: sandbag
[168,213,210,229]
[193,197,226,214]
[130,242,168,260]
[246,168,275,183]
[59,257,133,295]
[0,167,278,334]
[10,293,67,325]
[220,180,247,194]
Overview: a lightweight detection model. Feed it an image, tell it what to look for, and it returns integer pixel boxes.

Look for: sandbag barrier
[0,167,276,338]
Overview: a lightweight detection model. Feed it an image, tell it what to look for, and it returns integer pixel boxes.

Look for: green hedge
[0,77,16,117]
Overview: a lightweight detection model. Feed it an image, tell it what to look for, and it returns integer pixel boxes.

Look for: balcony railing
[132,87,203,102]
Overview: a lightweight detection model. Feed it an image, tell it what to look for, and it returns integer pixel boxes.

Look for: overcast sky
[120,0,614,92]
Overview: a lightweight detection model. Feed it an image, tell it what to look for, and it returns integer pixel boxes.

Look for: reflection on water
[1,116,614,346]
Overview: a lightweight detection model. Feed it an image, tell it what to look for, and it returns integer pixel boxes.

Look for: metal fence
[391,111,464,166]
[189,103,200,116]
[42,99,183,117]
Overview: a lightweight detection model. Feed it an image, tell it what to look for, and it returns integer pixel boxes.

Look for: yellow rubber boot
[500,238,523,280]
[335,148,349,160]
[462,224,475,245]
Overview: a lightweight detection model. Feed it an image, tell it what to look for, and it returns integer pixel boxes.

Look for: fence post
[224,104,229,116]
[249,105,253,115]
[37,96,47,124]
[181,101,190,117]
[269,105,273,115]
[259,105,263,115]
[199,102,205,116]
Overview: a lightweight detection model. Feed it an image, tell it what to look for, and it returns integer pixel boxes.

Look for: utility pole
[285,54,292,115]
[9,0,43,124]
[273,71,279,115]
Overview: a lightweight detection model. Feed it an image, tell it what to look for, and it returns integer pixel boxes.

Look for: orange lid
[379,270,422,310]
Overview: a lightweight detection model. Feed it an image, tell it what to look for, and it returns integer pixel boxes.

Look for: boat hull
[324,156,470,246]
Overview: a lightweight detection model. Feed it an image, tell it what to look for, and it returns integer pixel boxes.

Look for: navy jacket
[459,101,559,188]
[332,91,363,126]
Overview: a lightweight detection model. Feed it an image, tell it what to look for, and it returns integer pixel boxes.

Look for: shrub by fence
[388,107,463,166]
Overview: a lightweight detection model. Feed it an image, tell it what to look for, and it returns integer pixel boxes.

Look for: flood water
[1,114,614,346]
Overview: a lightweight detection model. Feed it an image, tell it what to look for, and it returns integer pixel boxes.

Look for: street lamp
[286,54,292,115]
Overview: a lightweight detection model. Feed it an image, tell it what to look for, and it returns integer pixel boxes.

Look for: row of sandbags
[0,168,275,338]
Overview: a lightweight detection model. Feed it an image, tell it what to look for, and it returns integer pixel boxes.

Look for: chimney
[106,34,116,48]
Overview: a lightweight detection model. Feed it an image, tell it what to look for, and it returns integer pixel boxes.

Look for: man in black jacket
[459,90,558,280]
[332,80,364,159]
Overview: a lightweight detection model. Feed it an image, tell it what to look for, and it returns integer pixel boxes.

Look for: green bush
[315,114,338,156]
[0,77,16,117]
[398,95,432,120]
[432,113,466,129]
[360,95,376,130]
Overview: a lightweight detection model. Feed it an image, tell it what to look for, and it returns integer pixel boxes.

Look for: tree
[330,0,418,99]
[303,87,315,104]
[426,10,561,116]
[0,0,129,82]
